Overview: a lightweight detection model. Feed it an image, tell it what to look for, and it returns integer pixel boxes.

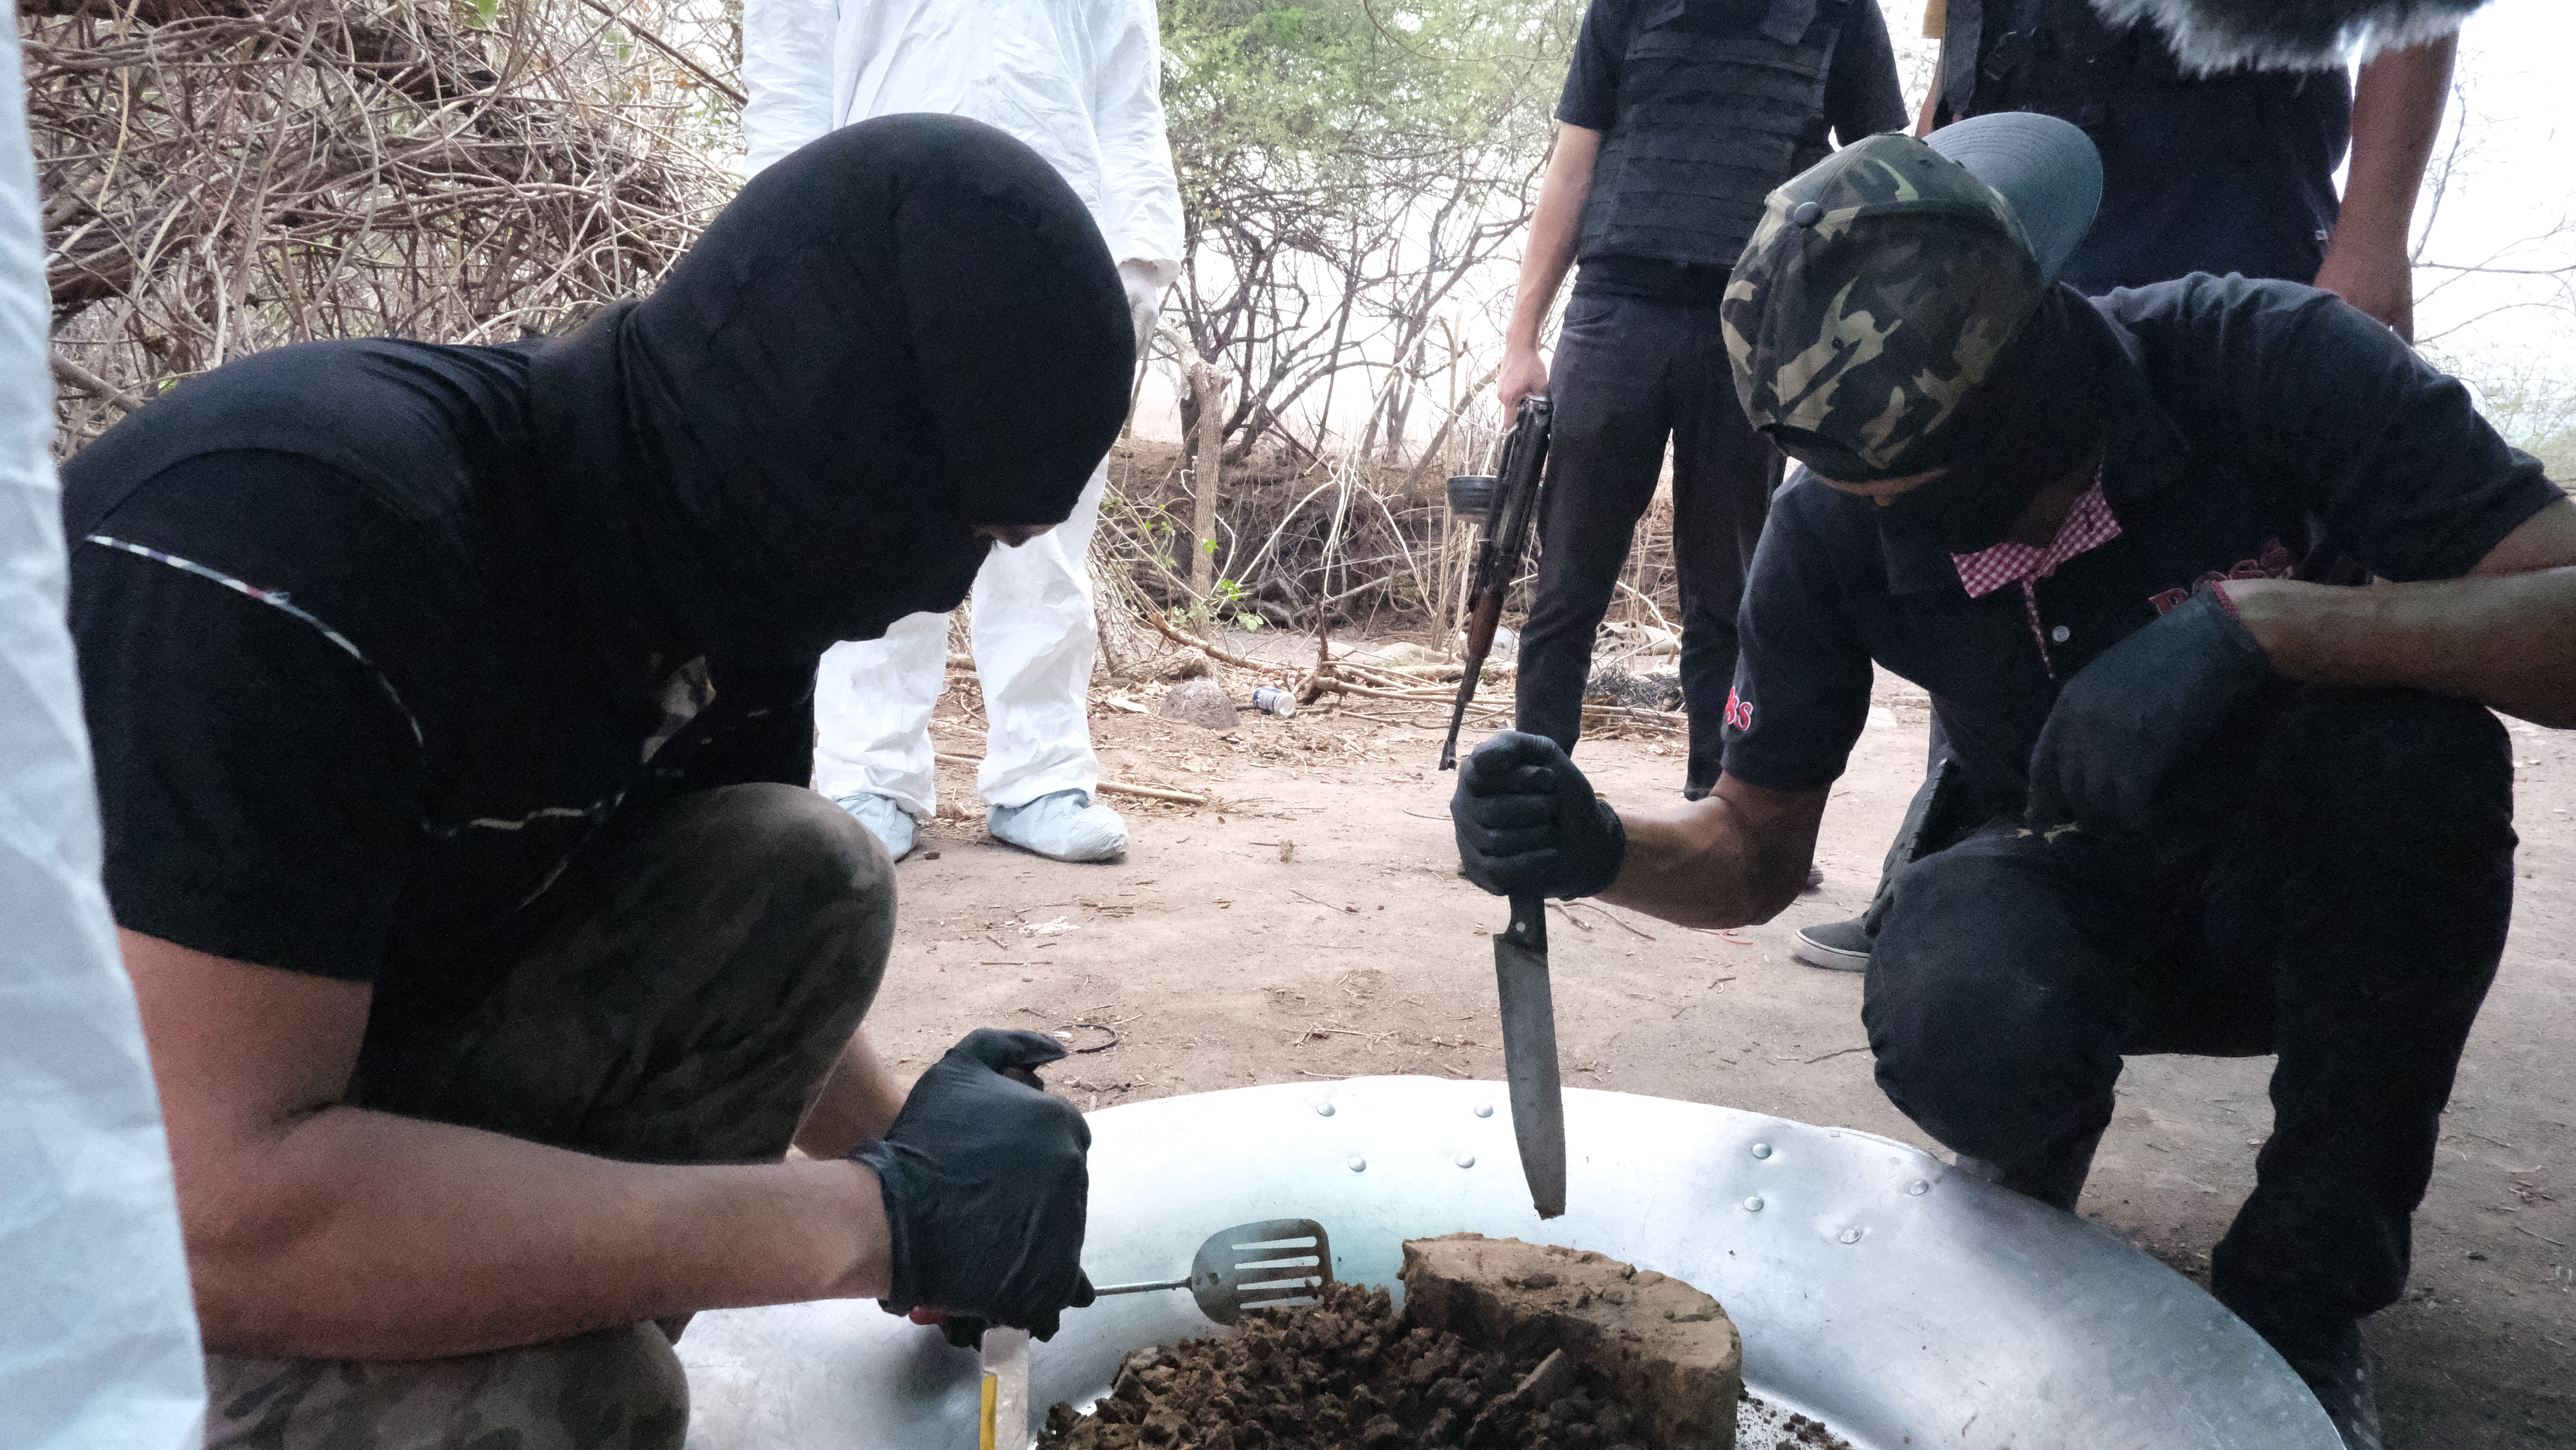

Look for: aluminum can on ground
[1251,685,1296,718]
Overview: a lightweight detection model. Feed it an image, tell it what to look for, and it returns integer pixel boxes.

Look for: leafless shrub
[1096,438,1679,645]
[24,0,743,452]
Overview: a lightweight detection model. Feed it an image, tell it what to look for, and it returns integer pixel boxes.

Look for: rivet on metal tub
[1908,1180,1930,1195]
[1472,1102,1493,1118]
[1742,1195,1764,1212]
[1454,1152,1475,1168]
[1840,1227,1865,1244]
[1314,1102,1335,1117]
[1750,1142,1772,1159]
[1347,1155,1367,1172]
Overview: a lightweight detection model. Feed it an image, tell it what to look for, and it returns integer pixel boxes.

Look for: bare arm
[1496,125,1601,411]
[1595,775,1830,931]
[2313,35,2456,339]
[128,929,888,1360]
[2226,499,2576,726]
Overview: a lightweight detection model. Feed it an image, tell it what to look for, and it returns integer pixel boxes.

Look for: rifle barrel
[1437,644,1492,772]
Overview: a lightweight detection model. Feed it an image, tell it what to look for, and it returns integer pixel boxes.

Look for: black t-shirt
[1953,0,2350,290]
[66,341,813,1031]
[1719,274,2562,818]
[1556,0,1908,301]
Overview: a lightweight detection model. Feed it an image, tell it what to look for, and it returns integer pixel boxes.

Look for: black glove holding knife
[1450,730,1629,900]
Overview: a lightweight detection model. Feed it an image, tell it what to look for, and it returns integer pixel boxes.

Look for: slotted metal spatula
[1089,1218,1334,1325]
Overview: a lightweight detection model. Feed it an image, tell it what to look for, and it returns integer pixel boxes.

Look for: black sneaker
[2236,1305,2379,1450]
[1790,915,1870,971]
[2310,1348,2384,1450]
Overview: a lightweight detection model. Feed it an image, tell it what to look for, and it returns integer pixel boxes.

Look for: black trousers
[1863,686,2514,1375]
[1514,289,1781,793]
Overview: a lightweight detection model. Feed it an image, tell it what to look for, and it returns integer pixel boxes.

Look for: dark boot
[2226,1303,2379,1450]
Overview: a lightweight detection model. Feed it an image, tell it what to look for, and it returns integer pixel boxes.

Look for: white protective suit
[743,0,1183,828]
[0,10,208,1445]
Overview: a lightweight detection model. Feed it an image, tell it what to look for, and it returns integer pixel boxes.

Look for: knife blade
[1494,889,1566,1218]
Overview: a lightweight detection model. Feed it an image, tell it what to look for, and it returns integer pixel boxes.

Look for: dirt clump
[1035,1281,1658,1450]
[1400,1234,1739,1449]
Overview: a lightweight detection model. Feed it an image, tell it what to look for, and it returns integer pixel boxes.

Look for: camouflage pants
[206,782,897,1449]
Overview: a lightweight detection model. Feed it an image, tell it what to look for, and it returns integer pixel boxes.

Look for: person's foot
[2308,1344,2384,1450]
[1790,915,1870,971]
[835,791,919,860]
[2245,1311,2380,1450]
[1804,865,1824,890]
[989,789,1128,862]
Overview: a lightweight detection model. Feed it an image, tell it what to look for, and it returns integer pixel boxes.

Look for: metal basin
[679,1076,2337,1449]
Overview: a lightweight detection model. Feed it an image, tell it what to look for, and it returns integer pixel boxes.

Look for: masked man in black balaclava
[1448,114,2576,1449]
[67,115,1120,1445]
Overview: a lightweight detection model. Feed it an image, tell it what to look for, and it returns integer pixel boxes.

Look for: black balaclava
[1871,285,2112,555]
[530,114,1134,674]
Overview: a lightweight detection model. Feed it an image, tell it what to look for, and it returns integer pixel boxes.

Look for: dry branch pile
[1090,439,1690,742]
[21,0,1695,752]
[25,0,741,451]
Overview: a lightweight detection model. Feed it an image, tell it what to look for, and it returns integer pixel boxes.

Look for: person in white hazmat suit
[0,13,208,1445]
[744,0,1184,863]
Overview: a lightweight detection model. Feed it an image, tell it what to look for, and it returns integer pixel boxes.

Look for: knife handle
[980,1325,1030,1450]
[1506,892,1548,953]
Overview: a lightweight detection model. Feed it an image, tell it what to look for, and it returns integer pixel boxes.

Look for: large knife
[1495,889,1566,1218]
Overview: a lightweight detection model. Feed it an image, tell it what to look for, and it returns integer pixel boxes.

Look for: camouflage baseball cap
[1724,114,2103,482]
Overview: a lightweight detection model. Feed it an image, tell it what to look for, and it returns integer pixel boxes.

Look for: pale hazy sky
[2395,0,2576,371]
[1139,0,2576,446]
[1876,0,2576,362]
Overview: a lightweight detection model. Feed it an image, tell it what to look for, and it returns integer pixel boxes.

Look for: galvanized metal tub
[678,1076,2337,1449]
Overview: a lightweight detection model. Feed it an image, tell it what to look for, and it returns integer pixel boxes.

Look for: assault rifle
[1438,394,1551,772]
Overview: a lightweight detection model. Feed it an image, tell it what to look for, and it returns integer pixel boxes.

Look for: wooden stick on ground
[931,751,1210,806]
[1145,609,1268,669]
[51,351,143,412]
[1142,608,1508,690]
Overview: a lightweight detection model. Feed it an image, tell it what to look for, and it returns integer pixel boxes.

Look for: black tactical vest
[1938,0,2341,132]
[1575,0,1854,270]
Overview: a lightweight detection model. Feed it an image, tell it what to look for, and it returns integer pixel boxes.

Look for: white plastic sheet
[0,5,209,1445]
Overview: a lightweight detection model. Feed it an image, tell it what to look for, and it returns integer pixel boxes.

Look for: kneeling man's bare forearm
[192,1107,888,1360]
[127,928,890,1361]
[1597,779,1829,931]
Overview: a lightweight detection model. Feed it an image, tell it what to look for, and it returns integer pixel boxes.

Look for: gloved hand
[853,1028,1097,1346]
[1118,259,1164,353]
[2026,585,2270,834]
[1451,730,1627,899]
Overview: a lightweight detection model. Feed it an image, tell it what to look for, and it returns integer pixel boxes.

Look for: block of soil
[1035,1281,1658,1450]
[1399,1234,1740,1450]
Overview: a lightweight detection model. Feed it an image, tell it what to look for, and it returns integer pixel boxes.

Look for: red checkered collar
[1949,466,2119,598]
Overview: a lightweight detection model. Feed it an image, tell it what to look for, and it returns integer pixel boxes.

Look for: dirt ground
[863,650,2574,1450]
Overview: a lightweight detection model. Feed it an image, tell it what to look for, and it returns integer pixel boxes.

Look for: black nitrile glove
[855,1028,1098,1346]
[1451,730,1628,899]
[900,1305,994,1351]
[2026,585,2269,834]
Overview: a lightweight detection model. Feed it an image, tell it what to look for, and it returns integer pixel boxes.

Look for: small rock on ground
[1158,677,1239,730]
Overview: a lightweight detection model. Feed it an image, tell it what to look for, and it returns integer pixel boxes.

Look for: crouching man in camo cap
[1448,112,2576,1448]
